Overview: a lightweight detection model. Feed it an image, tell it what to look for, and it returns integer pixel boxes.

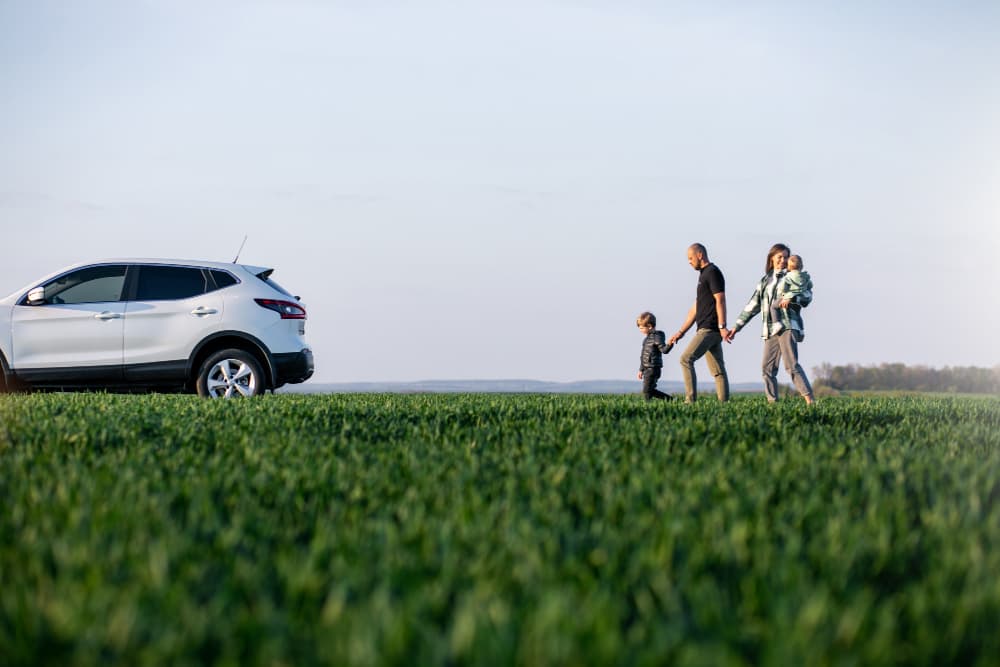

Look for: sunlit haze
[3,1,999,384]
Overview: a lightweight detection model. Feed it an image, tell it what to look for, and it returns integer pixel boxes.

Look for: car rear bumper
[273,348,314,385]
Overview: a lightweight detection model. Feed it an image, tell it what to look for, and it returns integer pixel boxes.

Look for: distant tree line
[813,363,1000,394]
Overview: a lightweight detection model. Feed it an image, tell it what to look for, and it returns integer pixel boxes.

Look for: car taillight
[255,298,306,319]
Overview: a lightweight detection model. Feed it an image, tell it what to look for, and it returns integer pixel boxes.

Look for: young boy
[770,254,813,335]
[636,311,674,401]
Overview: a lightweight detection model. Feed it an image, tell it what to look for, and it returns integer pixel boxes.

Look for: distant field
[2,393,999,666]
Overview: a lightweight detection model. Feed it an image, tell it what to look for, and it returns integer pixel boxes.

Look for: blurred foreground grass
[1,392,999,666]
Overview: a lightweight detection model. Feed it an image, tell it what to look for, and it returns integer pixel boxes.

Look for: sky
[2,1,999,385]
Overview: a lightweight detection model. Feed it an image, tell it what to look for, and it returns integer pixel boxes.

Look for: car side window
[211,270,238,289]
[134,266,210,301]
[42,265,128,304]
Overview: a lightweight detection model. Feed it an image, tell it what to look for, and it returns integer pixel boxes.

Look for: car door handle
[94,311,122,321]
[190,307,219,316]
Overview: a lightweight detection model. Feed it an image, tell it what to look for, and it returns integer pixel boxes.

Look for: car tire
[196,349,266,398]
[0,354,16,394]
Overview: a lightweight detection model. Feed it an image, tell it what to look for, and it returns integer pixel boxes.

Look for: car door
[11,264,128,383]
[123,265,225,382]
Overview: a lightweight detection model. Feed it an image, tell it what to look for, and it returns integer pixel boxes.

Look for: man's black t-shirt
[695,263,725,329]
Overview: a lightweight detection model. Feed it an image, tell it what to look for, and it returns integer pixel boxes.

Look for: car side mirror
[27,287,46,305]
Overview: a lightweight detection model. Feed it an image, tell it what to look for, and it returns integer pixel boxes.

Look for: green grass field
[2,392,999,666]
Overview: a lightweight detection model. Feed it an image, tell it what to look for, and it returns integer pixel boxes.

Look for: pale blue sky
[3,1,999,384]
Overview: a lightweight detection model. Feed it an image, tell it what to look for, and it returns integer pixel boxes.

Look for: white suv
[0,259,313,397]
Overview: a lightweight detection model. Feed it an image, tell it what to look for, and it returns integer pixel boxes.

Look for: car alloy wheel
[197,349,265,398]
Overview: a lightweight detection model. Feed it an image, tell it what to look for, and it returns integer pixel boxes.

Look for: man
[667,243,731,403]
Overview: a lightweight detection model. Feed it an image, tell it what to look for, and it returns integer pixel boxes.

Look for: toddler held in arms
[770,254,813,336]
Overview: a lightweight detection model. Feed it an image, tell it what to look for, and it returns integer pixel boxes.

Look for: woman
[727,243,815,404]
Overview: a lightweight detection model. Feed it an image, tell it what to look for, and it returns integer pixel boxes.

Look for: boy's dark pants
[642,367,671,401]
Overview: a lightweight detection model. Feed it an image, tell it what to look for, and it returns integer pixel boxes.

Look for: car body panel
[0,258,313,393]
[123,291,225,366]
[11,301,127,369]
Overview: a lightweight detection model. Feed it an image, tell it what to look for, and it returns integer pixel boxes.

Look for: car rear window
[256,273,294,298]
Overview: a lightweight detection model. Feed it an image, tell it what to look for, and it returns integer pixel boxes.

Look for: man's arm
[714,291,729,340]
[668,302,697,345]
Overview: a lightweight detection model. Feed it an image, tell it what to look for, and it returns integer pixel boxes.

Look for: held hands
[668,331,683,346]
[724,328,737,343]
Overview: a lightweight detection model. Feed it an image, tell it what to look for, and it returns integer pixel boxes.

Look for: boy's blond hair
[636,311,656,328]
[788,254,803,270]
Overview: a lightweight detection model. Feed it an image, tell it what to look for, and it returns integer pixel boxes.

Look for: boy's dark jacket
[640,331,674,371]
